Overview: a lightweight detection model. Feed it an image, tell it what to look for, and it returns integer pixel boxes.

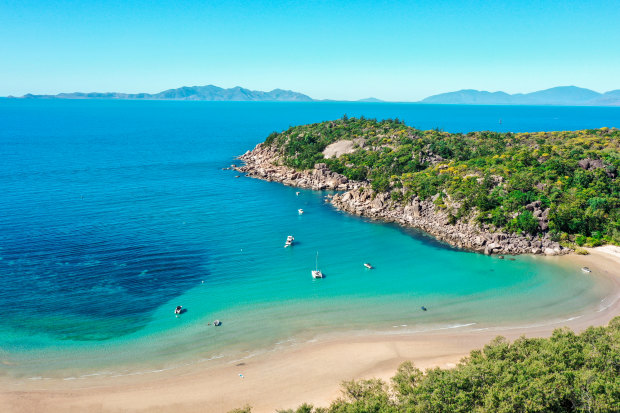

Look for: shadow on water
[0,233,208,341]
[332,205,464,254]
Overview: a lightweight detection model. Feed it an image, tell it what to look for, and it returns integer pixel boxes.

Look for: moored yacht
[311,270,324,278]
[312,251,324,278]
[284,235,294,247]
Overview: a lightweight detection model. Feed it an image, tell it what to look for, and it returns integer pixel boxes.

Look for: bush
[576,234,587,246]
[508,210,540,235]
[371,176,390,193]
[391,191,403,202]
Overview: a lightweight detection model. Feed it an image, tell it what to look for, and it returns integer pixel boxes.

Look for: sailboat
[311,252,324,278]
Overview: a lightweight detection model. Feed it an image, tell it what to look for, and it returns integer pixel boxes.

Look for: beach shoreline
[1,247,618,413]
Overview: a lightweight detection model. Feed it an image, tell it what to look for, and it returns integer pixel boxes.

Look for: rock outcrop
[578,158,616,178]
[331,188,565,255]
[237,143,360,191]
[235,143,568,256]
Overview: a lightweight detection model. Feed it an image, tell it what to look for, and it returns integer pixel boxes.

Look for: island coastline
[235,142,569,257]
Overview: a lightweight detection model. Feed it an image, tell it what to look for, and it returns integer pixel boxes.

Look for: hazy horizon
[2,0,619,101]
[8,84,620,104]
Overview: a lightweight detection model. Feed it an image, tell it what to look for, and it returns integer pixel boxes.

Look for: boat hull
[312,270,324,279]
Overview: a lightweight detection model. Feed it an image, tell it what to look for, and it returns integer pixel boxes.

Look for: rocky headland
[236,143,568,256]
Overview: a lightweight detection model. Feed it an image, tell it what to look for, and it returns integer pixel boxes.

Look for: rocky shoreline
[236,143,568,256]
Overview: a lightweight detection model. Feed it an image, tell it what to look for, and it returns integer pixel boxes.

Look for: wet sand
[2,247,619,413]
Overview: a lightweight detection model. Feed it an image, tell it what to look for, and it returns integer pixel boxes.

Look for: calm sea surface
[1,100,619,378]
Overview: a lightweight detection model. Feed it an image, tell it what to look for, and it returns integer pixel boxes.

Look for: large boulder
[371,197,385,209]
[525,200,542,211]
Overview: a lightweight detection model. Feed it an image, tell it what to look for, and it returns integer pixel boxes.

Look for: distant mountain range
[421,86,620,106]
[9,85,620,105]
[17,85,313,102]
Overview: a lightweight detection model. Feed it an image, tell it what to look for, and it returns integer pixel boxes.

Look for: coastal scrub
[260,117,620,247]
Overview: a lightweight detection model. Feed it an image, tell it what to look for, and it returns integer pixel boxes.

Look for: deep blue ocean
[1,100,619,378]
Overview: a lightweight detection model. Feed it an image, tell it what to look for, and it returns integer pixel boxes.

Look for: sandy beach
[2,247,619,413]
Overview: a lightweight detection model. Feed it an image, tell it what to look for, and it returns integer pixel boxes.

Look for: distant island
[421,86,620,106]
[8,85,620,105]
[357,97,385,103]
[15,85,313,102]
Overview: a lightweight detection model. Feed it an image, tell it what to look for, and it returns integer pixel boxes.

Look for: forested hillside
[263,117,619,246]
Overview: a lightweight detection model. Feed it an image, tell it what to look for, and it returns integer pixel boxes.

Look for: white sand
[1,248,618,413]
[592,245,620,260]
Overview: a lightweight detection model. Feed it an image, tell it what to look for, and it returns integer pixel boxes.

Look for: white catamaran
[312,251,324,278]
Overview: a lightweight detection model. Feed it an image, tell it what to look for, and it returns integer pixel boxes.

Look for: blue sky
[1,0,619,100]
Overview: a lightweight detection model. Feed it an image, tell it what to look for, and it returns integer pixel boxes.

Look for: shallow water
[1,100,618,378]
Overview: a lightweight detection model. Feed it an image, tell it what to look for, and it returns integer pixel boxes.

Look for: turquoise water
[1,100,618,379]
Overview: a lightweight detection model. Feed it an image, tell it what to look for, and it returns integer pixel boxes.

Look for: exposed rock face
[578,158,605,171]
[235,144,568,256]
[331,188,565,255]
[236,143,360,191]
[322,138,365,158]
[525,200,550,231]
[578,158,616,178]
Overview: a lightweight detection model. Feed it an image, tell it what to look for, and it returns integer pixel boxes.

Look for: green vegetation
[230,318,620,413]
[264,117,620,245]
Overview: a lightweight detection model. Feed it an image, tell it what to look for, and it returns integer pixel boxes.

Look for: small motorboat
[581,267,592,273]
[364,263,373,269]
[174,305,183,315]
[296,191,300,196]
[213,320,222,326]
[421,306,427,311]
[284,235,294,247]
[298,208,304,214]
